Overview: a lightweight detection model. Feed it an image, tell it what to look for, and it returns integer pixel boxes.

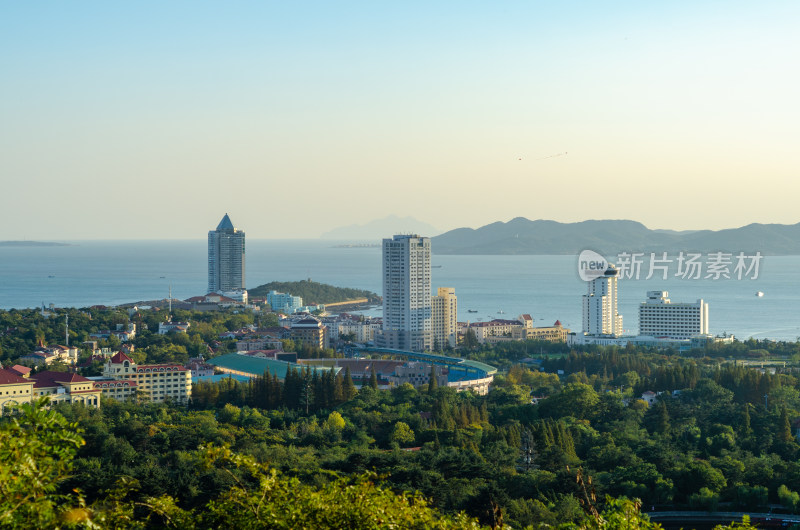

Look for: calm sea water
[0,240,798,341]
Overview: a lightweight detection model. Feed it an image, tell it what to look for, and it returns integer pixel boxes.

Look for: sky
[1,1,799,239]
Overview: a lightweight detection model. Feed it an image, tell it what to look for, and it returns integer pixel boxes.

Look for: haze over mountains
[321,215,441,239]
[431,218,800,255]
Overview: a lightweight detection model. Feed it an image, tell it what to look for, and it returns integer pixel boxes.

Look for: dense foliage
[2,306,800,528]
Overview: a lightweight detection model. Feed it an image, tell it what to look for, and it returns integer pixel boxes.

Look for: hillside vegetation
[248,280,380,305]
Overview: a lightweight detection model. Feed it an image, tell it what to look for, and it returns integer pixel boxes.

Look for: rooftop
[216,213,235,231]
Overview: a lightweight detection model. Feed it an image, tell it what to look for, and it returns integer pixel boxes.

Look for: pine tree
[428,364,438,392]
[369,365,378,390]
[742,404,753,437]
[342,366,357,400]
[333,372,344,403]
[779,407,793,443]
[657,401,670,435]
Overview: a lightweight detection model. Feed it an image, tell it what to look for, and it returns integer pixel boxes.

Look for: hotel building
[582,266,623,337]
[638,291,708,340]
[94,352,192,404]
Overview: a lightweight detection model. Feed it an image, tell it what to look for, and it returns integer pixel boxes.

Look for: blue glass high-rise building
[208,214,245,294]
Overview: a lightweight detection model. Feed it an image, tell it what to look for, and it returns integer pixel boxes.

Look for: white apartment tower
[638,291,708,339]
[431,287,458,349]
[582,266,623,337]
[208,214,246,294]
[378,234,432,352]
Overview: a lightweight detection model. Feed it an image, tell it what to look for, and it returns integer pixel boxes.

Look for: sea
[1,240,798,342]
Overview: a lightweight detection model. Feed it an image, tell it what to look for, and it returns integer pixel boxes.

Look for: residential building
[377,234,432,352]
[96,352,192,404]
[431,287,458,349]
[19,344,79,366]
[582,265,623,337]
[0,369,34,413]
[638,291,708,339]
[267,290,304,314]
[337,318,382,343]
[290,317,329,349]
[158,321,190,335]
[208,213,246,294]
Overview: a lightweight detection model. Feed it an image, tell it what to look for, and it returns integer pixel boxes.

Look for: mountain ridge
[431,218,800,255]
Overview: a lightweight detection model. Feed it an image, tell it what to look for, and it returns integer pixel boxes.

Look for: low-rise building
[267,290,304,314]
[32,371,102,407]
[290,317,329,349]
[0,369,35,413]
[158,321,190,335]
[0,369,102,411]
[19,345,79,366]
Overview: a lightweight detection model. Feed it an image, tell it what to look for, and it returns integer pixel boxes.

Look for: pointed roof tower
[216,213,235,231]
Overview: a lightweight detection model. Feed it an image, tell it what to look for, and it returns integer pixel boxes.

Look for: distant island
[0,241,70,247]
[248,279,380,305]
[321,214,440,239]
[332,243,381,248]
[432,218,800,255]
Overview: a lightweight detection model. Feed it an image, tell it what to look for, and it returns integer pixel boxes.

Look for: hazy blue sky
[2,1,798,239]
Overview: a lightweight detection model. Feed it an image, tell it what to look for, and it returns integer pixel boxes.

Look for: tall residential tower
[208,214,246,294]
[377,234,432,352]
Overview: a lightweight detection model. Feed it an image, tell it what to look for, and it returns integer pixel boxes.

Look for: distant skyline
[2,2,799,239]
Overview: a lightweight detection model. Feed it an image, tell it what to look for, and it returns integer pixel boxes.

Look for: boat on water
[497,310,505,314]
[467,309,478,313]
[756,291,764,297]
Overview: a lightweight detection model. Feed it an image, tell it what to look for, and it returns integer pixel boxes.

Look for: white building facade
[208,213,246,294]
[377,235,432,352]
[582,266,623,337]
[638,291,708,339]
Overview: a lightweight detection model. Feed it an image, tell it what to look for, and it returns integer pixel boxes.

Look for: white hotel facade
[638,291,708,340]
[582,266,623,337]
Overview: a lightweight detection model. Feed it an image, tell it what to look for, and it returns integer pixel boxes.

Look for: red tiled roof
[8,365,31,376]
[554,320,562,326]
[31,371,92,388]
[110,351,134,364]
[95,380,138,389]
[0,369,32,385]
[521,314,533,321]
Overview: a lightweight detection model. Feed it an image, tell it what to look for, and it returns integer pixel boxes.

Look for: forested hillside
[248,279,380,304]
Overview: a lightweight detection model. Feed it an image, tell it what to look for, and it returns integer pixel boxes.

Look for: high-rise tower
[377,234,432,352]
[582,265,623,337]
[208,214,245,294]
